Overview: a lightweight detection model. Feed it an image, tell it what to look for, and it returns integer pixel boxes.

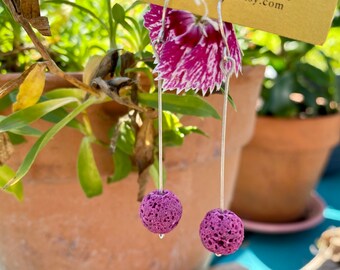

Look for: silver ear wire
[152,0,171,194]
[217,0,231,57]
[218,0,237,81]
[197,0,209,19]
[220,54,236,78]
[216,0,238,210]
[156,0,170,44]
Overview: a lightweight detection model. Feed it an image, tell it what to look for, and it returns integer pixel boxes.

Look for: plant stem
[0,46,37,57]
[82,111,94,137]
[2,0,98,96]
[107,0,116,49]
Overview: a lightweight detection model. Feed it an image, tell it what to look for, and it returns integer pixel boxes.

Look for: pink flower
[144,4,242,95]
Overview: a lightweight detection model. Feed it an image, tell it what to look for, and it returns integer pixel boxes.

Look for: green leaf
[7,132,27,145]
[125,16,141,36]
[141,51,156,69]
[0,94,12,111]
[0,97,79,132]
[37,95,84,130]
[159,111,182,131]
[228,94,237,111]
[155,112,206,146]
[42,109,84,130]
[77,137,103,198]
[120,20,139,50]
[43,0,109,32]
[335,76,340,104]
[116,122,135,155]
[2,97,97,189]
[0,165,23,201]
[220,89,237,111]
[108,148,132,183]
[0,116,41,137]
[121,16,142,51]
[261,72,298,117]
[138,92,220,119]
[162,130,184,147]
[126,0,144,12]
[44,88,86,100]
[9,90,19,103]
[141,30,151,51]
[297,63,330,90]
[112,3,125,23]
[179,126,208,137]
[8,126,42,137]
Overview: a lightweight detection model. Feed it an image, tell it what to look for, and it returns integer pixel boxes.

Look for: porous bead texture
[199,209,244,255]
[139,190,183,234]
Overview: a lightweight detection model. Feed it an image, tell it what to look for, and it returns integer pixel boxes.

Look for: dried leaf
[91,77,144,112]
[0,133,14,165]
[94,50,119,80]
[21,0,40,19]
[135,112,156,200]
[13,63,46,112]
[83,55,104,85]
[29,17,51,36]
[137,167,151,202]
[135,115,155,172]
[120,51,136,77]
[11,0,20,14]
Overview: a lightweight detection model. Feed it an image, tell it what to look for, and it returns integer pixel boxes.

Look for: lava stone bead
[139,190,182,234]
[199,208,244,255]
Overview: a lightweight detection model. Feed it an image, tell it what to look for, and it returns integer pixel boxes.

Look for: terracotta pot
[0,66,265,270]
[231,114,340,223]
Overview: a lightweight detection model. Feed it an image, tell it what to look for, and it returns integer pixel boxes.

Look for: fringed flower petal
[144,5,194,60]
[144,4,242,95]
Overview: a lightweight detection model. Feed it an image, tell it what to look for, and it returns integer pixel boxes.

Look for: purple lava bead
[139,190,182,234]
[199,208,244,255]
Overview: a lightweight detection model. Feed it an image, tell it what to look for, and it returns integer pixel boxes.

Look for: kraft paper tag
[143,0,337,45]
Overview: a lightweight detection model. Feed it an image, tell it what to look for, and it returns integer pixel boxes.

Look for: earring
[139,0,183,239]
[198,0,244,256]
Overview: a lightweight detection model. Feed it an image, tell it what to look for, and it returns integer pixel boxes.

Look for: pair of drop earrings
[139,188,244,256]
[138,0,245,257]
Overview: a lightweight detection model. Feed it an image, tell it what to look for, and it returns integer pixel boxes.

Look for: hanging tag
[143,0,337,45]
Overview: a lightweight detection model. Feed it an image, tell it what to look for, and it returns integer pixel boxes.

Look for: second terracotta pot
[231,114,340,223]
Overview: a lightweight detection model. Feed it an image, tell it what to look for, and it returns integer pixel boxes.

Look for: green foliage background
[0,0,148,72]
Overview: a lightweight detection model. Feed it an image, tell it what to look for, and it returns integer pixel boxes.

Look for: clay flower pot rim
[252,113,340,150]
[1,66,264,96]
[0,72,83,92]
[241,64,265,72]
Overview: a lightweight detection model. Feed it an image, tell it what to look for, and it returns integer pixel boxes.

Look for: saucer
[243,193,325,234]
